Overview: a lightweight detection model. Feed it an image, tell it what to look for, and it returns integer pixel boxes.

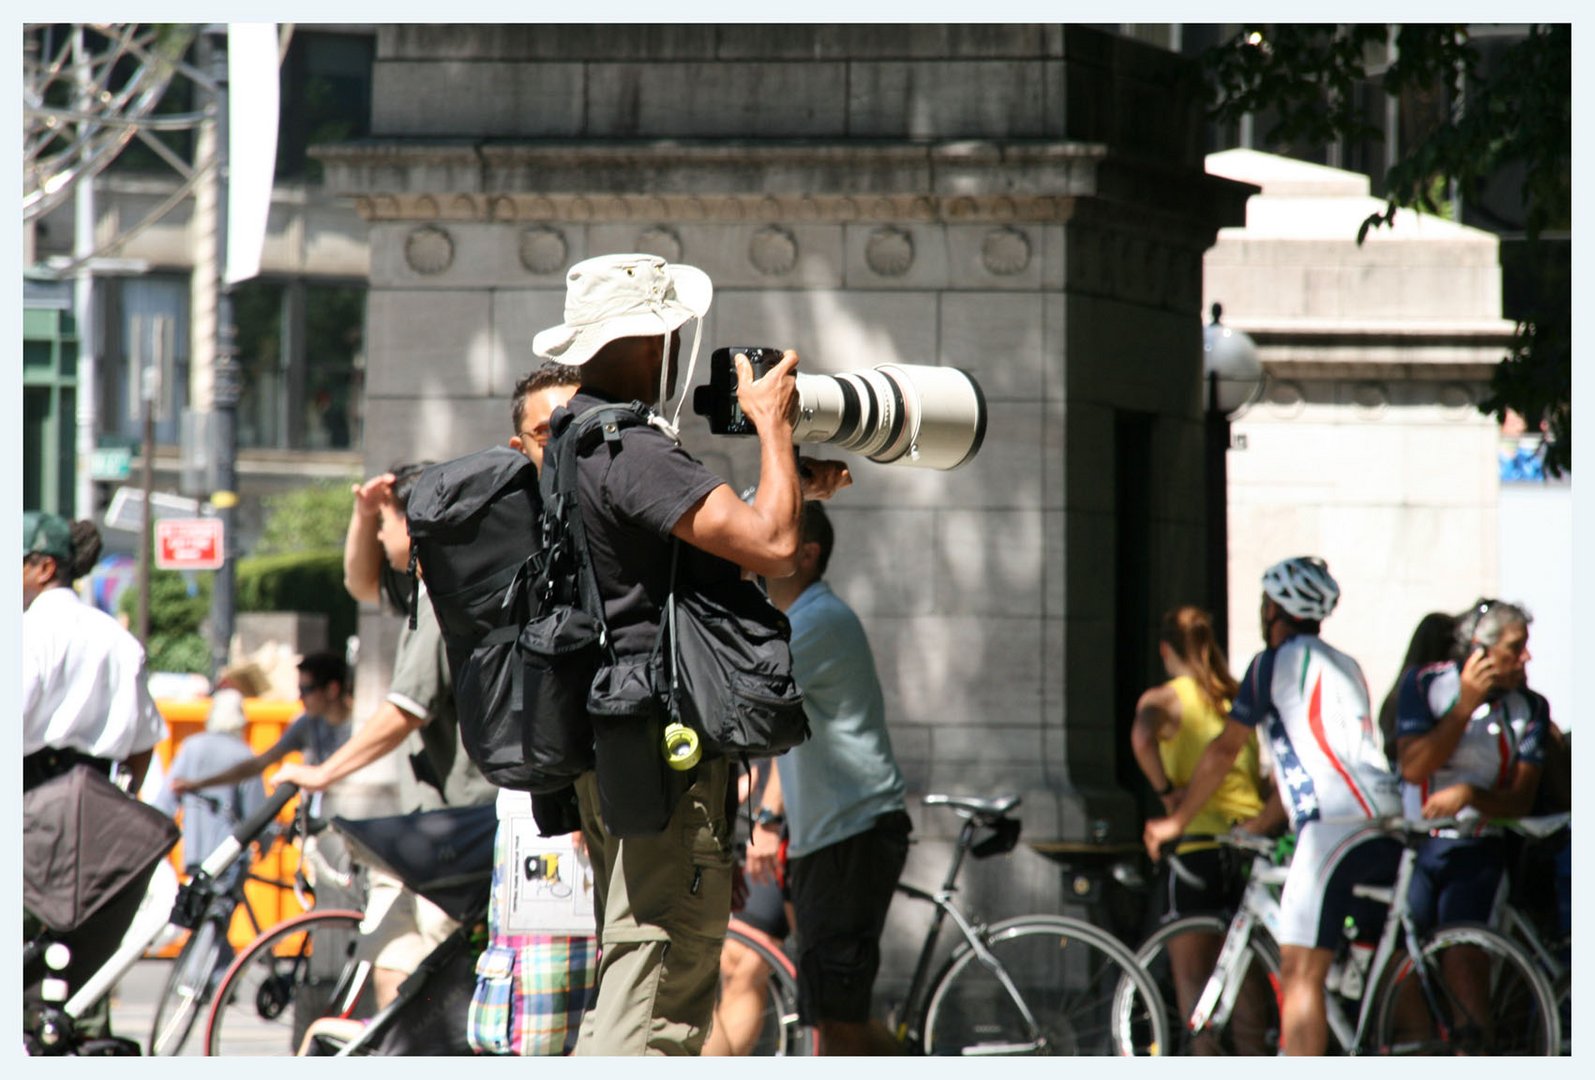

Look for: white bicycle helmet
[1261,556,1340,621]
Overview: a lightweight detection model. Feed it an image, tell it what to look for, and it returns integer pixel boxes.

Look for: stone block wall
[320,25,1252,972]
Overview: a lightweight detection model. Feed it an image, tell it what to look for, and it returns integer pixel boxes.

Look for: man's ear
[508,435,525,452]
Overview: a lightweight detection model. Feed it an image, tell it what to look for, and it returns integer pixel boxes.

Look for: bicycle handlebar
[1158,828,1291,890]
[231,780,300,848]
[1318,812,1572,842]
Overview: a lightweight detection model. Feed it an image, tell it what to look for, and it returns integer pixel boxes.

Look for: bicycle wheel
[1369,923,1561,1055]
[203,909,367,1056]
[149,916,224,1055]
[1130,914,1282,1055]
[921,915,1168,1056]
[724,924,817,1056]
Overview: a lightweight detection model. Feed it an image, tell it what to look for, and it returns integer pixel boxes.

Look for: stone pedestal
[318,25,1251,936]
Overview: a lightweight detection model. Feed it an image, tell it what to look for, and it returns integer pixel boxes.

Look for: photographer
[530,252,849,1055]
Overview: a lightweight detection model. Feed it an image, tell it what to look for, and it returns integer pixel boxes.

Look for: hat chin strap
[651,313,704,442]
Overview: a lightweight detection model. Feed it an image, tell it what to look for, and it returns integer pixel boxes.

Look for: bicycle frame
[1496,901,1566,986]
[1186,856,1286,1036]
[894,815,1049,1054]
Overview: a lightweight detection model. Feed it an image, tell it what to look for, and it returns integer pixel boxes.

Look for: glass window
[303,283,365,449]
[276,31,374,183]
[232,278,365,450]
[233,280,287,448]
[103,275,190,444]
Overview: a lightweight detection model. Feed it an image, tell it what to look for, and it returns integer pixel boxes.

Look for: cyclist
[1394,599,1549,1036]
[1130,604,1281,1054]
[704,761,792,1056]
[1375,613,1456,770]
[1145,556,1401,1056]
[154,666,268,911]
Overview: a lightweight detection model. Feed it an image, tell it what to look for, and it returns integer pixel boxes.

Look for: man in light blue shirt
[746,501,909,1056]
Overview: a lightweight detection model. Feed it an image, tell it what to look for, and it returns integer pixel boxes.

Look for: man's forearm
[759,762,785,816]
[123,748,153,794]
[186,755,270,792]
[312,702,420,787]
[1398,713,1471,782]
[750,430,801,568]
[343,504,384,604]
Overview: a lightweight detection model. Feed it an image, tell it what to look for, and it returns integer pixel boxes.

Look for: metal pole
[71,27,98,523]
[135,317,153,646]
[204,25,241,680]
[1205,370,1231,653]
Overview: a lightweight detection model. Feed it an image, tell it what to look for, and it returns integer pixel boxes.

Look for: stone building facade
[317,24,1252,967]
[1203,149,1519,707]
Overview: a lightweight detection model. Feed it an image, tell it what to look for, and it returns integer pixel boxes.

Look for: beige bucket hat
[532,253,712,367]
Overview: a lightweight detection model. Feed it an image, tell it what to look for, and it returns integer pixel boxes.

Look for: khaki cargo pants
[572,757,732,1055]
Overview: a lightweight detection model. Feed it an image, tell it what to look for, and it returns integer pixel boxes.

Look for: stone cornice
[348,190,1104,225]
[315,139,1249,240]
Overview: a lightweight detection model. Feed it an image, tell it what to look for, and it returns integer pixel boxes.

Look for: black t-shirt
[561,391,737,656]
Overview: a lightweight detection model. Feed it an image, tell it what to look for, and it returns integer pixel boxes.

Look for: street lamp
[1203,302,1264,651]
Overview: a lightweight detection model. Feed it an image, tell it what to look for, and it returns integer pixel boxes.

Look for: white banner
[502,821,598,936]
[225,23,280,287]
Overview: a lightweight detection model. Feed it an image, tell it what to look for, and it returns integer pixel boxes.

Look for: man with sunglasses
[170,652,353,817]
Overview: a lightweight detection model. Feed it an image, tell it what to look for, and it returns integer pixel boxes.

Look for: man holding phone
[1395,600,1547,929]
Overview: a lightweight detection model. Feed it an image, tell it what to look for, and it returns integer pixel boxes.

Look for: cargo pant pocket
[467,945,517,1055]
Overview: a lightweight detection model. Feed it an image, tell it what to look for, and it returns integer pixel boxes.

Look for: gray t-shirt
[277,711,352,767]
[774,581,906,859]
[155,731,267,869]
[387,586,497,811]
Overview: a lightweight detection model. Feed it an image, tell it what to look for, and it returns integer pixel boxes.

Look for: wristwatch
[1156,779,1175,797]
[754,807,785,829]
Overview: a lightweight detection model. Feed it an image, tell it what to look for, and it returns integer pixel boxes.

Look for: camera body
[691,346,987,471]
[695,347,786,436]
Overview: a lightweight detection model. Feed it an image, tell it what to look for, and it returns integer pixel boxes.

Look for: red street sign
[155,517,225,571]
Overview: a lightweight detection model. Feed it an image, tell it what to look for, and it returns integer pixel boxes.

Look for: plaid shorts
[467,823,598,1056]
[468,933,598,1055]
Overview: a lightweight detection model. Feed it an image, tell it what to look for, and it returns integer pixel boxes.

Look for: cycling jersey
[1231,633,1400,831]
[1394,660,1548,830]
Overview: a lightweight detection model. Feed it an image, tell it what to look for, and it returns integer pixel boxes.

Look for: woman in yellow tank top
[1131,605,1282,1054]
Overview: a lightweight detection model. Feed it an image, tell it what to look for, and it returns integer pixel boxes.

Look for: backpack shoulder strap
[537,402,652,650]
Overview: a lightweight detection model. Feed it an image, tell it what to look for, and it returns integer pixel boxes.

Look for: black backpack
[406,445,554,792]
[408,401,807,800]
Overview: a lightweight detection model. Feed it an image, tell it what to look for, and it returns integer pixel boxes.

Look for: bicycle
[1493,815,1572,1054]
[147,795,311,1056]
[202,802,495,1056]
[1119,815,1563,1055]
[1128,829,1287,1055]
[735,793,1168,1056]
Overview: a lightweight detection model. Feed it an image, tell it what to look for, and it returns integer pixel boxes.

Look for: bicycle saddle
[923,793,1020,820]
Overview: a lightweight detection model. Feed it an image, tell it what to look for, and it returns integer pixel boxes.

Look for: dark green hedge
[235,549,357,651]
[119,549,355,673]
